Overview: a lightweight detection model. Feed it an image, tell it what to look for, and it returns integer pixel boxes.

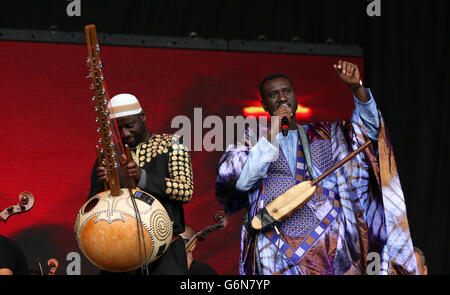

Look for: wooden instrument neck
[85,24,123,196]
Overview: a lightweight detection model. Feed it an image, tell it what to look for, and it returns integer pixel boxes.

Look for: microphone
[280,103,290,137]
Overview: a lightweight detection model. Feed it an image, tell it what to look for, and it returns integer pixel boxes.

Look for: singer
[215,60,418,275]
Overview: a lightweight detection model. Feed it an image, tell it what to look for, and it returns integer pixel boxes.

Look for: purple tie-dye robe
[215,105,418,275]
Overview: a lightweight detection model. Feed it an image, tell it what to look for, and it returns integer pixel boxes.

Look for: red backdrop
[0,40,363,274]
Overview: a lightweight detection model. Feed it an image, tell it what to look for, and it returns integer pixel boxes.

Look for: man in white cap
[88,93,194,275]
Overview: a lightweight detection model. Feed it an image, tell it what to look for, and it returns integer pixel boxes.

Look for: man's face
[261,77,298,118]
[414,251,428,275]
[115,113,147,148]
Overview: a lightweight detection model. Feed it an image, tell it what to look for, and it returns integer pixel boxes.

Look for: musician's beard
[122,122,149,149]
[123,137,139,148]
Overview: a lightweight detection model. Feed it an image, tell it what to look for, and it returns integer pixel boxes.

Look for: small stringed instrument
[0,192,35,223]
[185,211,228,253]
[251,141,371,230]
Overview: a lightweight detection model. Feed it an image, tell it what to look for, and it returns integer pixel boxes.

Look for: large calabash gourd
[74,188,173,272]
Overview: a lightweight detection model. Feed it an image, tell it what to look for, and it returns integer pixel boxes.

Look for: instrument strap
[297,125,314,180]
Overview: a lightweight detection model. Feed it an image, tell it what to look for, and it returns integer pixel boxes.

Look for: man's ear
[140,111,146,122]
[423,265,428,275]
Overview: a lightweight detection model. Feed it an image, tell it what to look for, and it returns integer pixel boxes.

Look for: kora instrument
[74,25,172,273]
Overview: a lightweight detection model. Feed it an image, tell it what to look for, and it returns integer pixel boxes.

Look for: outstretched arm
[334,60,380,140]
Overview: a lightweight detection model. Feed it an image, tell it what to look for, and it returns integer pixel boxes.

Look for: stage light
[291,36,301,43]
[188,32,199,39]
[49,25,59,34]
[243,104,312,119]
[257,35,267,41]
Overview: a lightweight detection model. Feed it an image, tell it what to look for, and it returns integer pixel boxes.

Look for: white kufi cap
[108,93,143,119]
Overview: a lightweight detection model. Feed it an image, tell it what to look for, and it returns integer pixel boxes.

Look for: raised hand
[333,60,360,85]
[333,60,369,102]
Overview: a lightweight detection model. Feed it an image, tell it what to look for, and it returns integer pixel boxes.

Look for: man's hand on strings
[96,164,107,182]
[120,154,142,182]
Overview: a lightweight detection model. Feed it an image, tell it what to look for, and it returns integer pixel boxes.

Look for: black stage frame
[0,28,362,57]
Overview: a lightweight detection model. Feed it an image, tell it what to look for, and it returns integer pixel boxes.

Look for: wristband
[350,79,363,92]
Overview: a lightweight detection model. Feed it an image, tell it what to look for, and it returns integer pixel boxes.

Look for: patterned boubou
[130,133,193,203]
